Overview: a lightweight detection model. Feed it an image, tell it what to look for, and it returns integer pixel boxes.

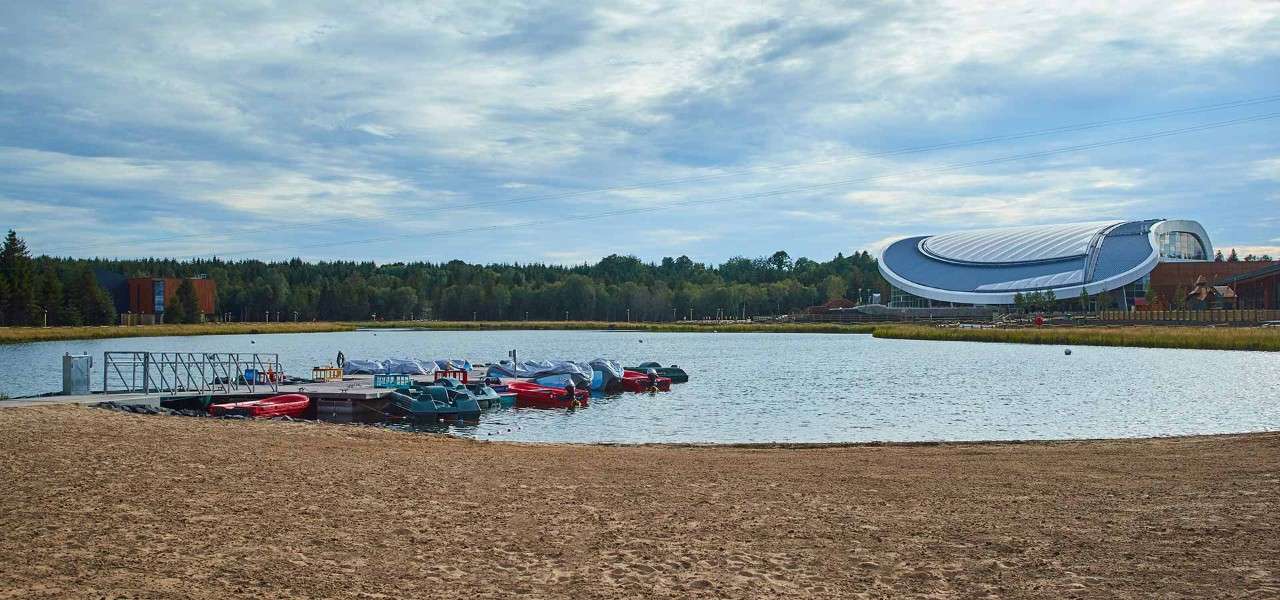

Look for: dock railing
[102,352,282,395]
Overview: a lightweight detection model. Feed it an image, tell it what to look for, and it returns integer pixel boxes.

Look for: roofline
[1215,262,1280,285]
[877,219,1180,304]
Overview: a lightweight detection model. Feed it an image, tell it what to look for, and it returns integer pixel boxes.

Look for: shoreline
[2,405,1275,599]
[6,400,1276,447]
[1,319,1278,352]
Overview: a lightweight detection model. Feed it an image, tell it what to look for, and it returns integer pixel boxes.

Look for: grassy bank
[358,320,882,334]
[0,320,878,344]
[5,319,1278,351]
[872,324,1280,351]
[0,322,358,345]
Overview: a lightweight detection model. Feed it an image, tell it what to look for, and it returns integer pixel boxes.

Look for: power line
[164,111,1280,261]
[38,92,1280,256]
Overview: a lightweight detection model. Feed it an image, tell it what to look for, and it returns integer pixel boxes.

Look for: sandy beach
[1,406,1276,599]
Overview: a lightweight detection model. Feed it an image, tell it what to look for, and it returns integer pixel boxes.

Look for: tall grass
[358,320,882,335]
[0,322,357,345]
[871,324,1280,352]
[5,320,1277,351]
[0,320,878,345]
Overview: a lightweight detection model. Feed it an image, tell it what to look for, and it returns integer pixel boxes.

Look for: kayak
[620,370,672,392]
[501,380,589,409]
[209,393,311,418]
[626,362,689,384]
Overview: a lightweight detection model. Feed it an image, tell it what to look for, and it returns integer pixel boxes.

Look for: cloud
[0,1,1277,264]
[1218,245,1280,258]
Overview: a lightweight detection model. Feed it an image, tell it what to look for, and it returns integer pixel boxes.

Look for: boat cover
[343,358,474,375]
[486,360,593,387]
[487,358,624,390]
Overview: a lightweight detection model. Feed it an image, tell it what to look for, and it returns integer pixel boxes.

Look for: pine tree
[1078,288,1090,312]
[173,279,201,323]
[0,230,35,325]
[1227,248,1239,262]
[34,269,64,326]
[75,268,117,325]
[165,287,189,324]
[1214,250,1225,262]
[0,275,9,325]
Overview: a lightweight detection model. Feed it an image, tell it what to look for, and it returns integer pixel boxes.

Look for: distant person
[336,351,346,368]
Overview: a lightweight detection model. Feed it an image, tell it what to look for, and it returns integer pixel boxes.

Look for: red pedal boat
[502,380,589,409]
[621,370,672,392]
[209,393,311,418]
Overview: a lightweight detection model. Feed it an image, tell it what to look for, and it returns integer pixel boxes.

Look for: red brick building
[1145,261,1276,309]
[1216,263,1280,309]
[126,277,217,317]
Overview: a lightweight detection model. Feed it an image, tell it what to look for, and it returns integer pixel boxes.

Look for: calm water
[3,330,1278,443]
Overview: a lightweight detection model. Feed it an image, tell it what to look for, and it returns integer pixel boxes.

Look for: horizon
[2,2,1278,264]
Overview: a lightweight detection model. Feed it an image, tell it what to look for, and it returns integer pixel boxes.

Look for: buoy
[1064,348,1072,355]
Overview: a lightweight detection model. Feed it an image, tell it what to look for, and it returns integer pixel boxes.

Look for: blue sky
[1,1,1278,264]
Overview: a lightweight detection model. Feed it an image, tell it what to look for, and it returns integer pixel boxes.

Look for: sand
[0,406,1276,599]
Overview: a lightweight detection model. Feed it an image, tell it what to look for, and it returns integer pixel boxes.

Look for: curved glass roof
[920,220,1121,264]
[878,219,1205,305]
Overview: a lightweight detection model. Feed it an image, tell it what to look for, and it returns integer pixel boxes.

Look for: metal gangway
[102,352,283,395]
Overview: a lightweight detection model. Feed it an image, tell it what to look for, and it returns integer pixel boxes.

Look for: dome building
[877,219,1212,308]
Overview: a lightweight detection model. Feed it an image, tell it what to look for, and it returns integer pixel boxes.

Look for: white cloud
[1,1,1278,262]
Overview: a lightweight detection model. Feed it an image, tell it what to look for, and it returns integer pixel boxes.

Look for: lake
[2,329,1278,443]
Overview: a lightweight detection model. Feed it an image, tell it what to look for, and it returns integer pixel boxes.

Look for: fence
[102,351,282,395]
[1100,309,1280,323]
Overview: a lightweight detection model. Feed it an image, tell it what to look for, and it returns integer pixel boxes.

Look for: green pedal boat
[625,362,689,384]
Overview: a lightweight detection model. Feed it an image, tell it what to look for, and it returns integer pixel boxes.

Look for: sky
[1,1,1278,265]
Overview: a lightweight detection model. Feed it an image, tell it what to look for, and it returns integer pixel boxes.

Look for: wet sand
[1,406,1276,599]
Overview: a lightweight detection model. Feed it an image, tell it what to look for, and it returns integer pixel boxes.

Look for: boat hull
[620,370,672,392]
[502,380,589,409]
[209,393,311,418]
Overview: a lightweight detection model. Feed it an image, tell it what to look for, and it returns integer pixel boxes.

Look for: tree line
[1,229,892,325]
[1,231,117,326]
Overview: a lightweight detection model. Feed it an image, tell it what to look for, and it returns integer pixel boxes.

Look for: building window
[1159,232,1207,261]
[154,279,165,314]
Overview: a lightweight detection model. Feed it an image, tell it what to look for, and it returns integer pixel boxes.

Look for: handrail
[102,351,282,395]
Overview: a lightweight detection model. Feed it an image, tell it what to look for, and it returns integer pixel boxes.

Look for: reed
[0,320,880,344]
[8,320,1275,351]
[357,320,883,335]
[871,324,1280,351]
[0,322,358,345]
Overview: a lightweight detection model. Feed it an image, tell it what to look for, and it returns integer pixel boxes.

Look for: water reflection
[5,330,1279,443]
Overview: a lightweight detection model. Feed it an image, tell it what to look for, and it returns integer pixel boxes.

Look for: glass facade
[889,286,972,308]
[154,279,165,314]
[1159,231,1207,261]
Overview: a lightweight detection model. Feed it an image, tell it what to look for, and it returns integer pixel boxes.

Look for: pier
[10,349,479,415]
